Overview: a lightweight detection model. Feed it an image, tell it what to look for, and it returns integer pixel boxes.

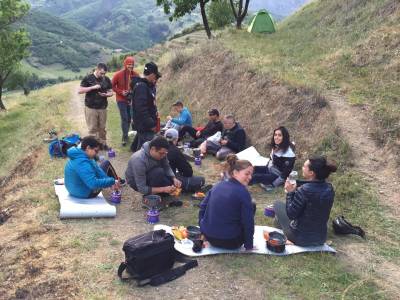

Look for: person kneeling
[125,136,182,200]
[64,136,120,198]
[274,156,337,246]
[164,128,205,192]
[198,154,255,250]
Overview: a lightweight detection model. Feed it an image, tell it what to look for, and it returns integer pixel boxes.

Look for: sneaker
[260,183,274,192]
[118,178,126,186]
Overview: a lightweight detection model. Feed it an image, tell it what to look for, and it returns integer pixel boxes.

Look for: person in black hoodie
[250,126,295,189]
[274,156,337,246]
[179,108,223,148]
[199,115,246,161]
[130,62,161,152]
[164,128,205,192]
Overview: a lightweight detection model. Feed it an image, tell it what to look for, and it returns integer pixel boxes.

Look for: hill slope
[23,10,122,71]
[222,0,400,153]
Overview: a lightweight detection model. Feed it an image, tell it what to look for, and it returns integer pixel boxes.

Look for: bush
[207,0,235,29]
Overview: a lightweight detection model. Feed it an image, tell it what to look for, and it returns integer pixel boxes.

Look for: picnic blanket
[54,182,116,219]
[154,224,336,257]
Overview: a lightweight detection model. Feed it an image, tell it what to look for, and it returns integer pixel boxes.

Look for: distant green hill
[29,0,200,51]
[23,10,123,71]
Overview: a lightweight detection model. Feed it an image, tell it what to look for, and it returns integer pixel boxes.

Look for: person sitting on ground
[273,156,337,246]
[64,136,121,198]
[179,108,223,148]
[125,136,182,198]
[199,154,255,250]
[199,114,246,161]
[165,101,192,130]
[250,126,296,189]
[164,128,205,192]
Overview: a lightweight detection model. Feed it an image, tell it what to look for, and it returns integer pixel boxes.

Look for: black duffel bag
[118,229,198,286]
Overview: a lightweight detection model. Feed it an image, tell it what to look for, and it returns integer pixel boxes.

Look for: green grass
[0,83,73,178]
[221,0,400,148]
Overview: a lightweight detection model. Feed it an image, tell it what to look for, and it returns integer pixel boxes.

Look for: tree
[207,0,235,29]
[0,0,31,110]
[156,0,212,39]
[229,0,250,29]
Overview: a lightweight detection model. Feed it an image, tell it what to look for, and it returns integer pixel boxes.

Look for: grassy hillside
[23,10,122,72]
[222,0,399,153]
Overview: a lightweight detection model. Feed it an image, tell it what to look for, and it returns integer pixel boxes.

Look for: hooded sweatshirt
[112,56,140,102]
[64,147,115,198]
[125,141,175,195]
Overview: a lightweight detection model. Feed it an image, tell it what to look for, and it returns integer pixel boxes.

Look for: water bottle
[194,157,202,167]
[183,143,190,154]
[288,171,298,184]
[107,148,116,159]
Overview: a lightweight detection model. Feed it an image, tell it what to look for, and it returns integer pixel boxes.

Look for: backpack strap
[117,262,139,281]
[137,255,198,287]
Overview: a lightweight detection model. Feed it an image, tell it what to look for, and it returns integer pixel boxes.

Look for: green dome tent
[247,10,276,34]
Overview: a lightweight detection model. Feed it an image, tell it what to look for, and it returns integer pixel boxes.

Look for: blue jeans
[117,101,131,140]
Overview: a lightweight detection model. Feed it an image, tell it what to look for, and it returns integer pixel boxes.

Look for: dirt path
[326,92,400,297]
[327,93,400,217]
[68,86,87,136]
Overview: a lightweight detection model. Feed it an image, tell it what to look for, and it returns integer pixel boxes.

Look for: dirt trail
[68,86,87,136]
[327,93,400,217]
[326,92,400,296]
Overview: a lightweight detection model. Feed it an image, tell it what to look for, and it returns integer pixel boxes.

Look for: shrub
[207,0,235,29]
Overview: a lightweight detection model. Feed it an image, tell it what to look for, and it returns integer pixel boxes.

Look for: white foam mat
[54,184,116,219]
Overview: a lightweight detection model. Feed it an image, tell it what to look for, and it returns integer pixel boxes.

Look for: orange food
[195,192,205,197]
[170,187,182,197]
[263,230,270,241]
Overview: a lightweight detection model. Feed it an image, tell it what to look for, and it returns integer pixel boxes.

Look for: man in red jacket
[112,56,139,146]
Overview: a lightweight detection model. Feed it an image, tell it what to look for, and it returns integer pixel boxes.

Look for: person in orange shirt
[112,56,139,146]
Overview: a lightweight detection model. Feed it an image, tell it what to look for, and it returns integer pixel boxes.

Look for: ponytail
[223,154,253,176]
[309,156,337,180]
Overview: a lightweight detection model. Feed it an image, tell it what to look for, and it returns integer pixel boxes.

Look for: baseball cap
[164,128,179,141]
[208,109,220,116]
[144,62,161,79]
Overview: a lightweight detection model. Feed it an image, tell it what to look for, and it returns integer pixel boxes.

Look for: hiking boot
[122,137,128,146]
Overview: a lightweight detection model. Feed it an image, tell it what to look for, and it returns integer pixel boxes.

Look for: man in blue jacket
[64,136,120,198]
[166,101,192,130]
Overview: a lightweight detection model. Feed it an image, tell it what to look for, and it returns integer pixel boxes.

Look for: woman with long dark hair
[199,154,255,250]
[250,126,295,189]
[274,156,337,246]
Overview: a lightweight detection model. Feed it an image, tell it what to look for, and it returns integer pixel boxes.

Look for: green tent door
[248,10,276,33]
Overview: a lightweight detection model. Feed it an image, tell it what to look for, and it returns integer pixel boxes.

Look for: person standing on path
[112,56,140,146]
[78,63,113,150]
[130,62,161,152]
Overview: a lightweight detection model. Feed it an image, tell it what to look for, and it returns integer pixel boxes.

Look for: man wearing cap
[112,56,140,146]
[164,128,205,192]
[165,101,192,130]
[179,109,223,148]
[78,63,113,150]
[130,62,161,152]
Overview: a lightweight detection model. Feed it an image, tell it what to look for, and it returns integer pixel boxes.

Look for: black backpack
[118,229,198,286]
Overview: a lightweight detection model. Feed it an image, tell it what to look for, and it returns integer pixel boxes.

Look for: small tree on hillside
[229,0,250,29]
[156,0,213,39]
[207,0,235,29]
[0,0,31,110]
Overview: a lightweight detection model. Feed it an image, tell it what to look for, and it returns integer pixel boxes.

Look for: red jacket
[112,68,140,103]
